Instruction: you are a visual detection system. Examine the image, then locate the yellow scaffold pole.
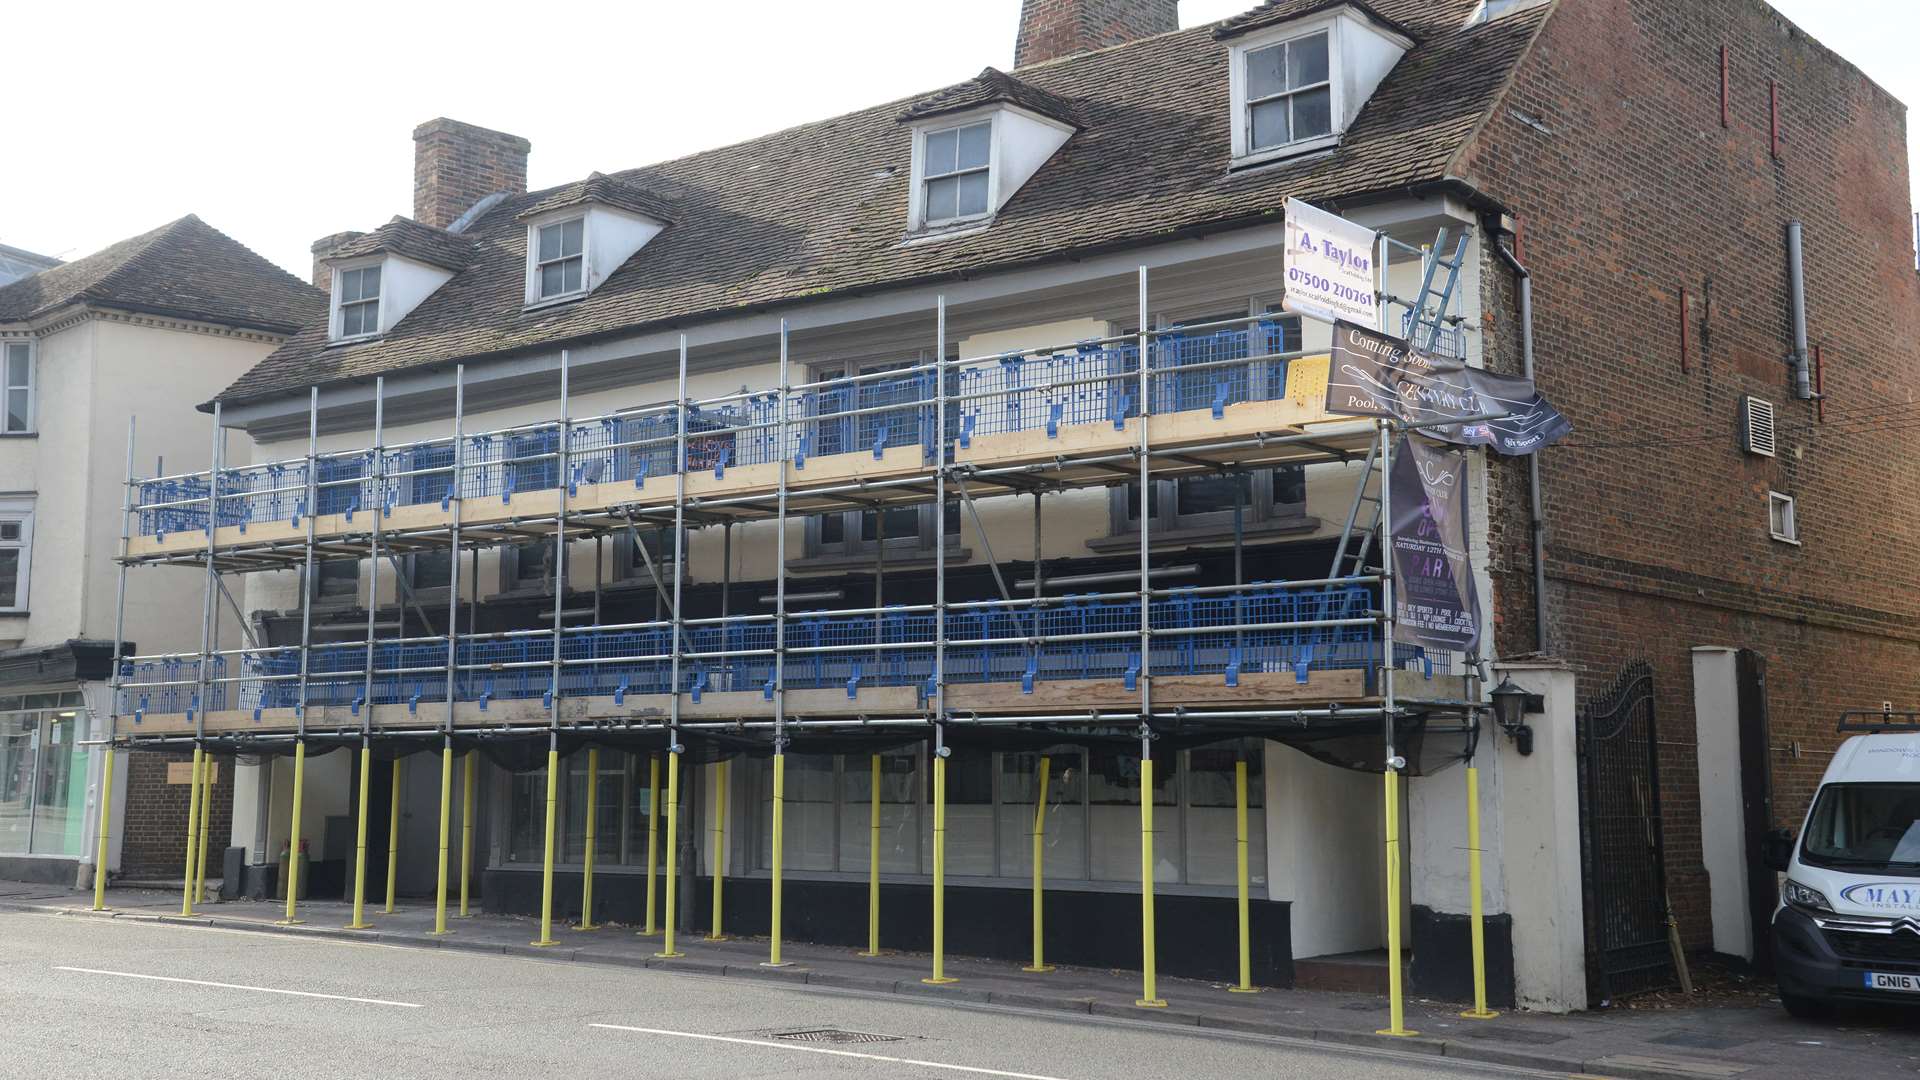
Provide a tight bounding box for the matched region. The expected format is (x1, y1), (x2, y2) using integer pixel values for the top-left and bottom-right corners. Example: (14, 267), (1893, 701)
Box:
(179, 745), (204, 917)
(578, 747), (600, 931)
(433, 738), (454, 935)
(641, 753), (660, 936)
(92, 745), (115, 911)
(1377, 768), (1416, 1036)
(708, 758), (727, 940)
(195, 751), (214, 903)
(459, 751), (475, 918)
(279, 740), (306, 925)
(1231, 759), (1258, 993)
(384, 759), (402, 914)
(1137, 753), (1166, 1008)
(766, 752), (788, 966)
(858, 754), (882, 957)
(532, 743), (561, 946)
(1023, 755), (1053, 973)
(346, 742), (374, 929)
(1461, 763), (1498, 1019)
(656, 747), (684, 957)
(923, 748), (955, 984)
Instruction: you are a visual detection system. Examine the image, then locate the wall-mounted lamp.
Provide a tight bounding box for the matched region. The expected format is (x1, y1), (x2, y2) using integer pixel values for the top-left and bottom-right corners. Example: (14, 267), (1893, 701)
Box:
(1489, 676), (1544, 756)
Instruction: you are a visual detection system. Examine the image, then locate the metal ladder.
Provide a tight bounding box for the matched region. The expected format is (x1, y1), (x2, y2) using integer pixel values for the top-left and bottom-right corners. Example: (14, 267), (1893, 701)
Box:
(1327, 437), (1384, 580)
(1404, 227), (1471, 354)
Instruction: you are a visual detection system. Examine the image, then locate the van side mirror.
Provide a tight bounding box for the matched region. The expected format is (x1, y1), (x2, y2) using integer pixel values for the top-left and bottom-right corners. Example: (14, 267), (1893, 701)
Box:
(1762, 828), (1794, 873)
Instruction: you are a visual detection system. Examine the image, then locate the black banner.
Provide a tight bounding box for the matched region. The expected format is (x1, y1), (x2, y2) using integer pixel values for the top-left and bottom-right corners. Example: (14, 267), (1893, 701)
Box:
(1430, 370), (1572, 456)
(1388, 436), (1481, 653)
(1324, 321), (1507, 427)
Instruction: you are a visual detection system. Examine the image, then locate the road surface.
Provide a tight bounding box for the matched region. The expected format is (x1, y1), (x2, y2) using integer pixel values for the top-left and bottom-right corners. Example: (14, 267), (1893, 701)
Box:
(0, 910), (1550, 1079)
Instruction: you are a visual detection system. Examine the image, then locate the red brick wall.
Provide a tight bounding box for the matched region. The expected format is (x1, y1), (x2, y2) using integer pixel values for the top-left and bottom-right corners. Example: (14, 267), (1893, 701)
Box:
(1014, 0), (1178, 68)
(1461, 0), (1920, 948)
(412, 118), (531, 230)
(120, 750), (234, 881)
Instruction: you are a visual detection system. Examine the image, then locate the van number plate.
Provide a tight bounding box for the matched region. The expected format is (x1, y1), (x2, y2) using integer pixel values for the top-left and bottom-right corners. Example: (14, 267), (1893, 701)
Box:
(1865, 972), (1920, 993)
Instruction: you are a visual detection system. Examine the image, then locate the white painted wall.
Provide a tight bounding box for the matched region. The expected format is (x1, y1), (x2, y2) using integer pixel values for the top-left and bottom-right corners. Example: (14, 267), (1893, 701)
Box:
(1495, 660), (1587, 1012)
(1692, 645), (1751, 961)
(1265, 741), (1385, 957)
(1409, 744), (1507, 918)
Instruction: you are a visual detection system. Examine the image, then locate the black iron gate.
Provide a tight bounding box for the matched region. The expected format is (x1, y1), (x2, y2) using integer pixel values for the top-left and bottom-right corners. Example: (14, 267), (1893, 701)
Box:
(1576, 659), (1676, 1002)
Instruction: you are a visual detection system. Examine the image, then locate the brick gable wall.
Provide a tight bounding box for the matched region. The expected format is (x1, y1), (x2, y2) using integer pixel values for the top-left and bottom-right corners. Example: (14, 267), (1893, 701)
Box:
(1461, 0), (1920, 949)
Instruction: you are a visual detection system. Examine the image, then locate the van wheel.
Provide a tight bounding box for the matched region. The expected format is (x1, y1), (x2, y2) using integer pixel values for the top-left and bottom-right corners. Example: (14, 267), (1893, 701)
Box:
(1780, 991), (1832, 1020)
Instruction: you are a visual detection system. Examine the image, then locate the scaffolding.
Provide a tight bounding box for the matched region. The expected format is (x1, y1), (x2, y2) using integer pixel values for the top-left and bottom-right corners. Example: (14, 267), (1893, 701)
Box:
(105, 246), (1491, 1024)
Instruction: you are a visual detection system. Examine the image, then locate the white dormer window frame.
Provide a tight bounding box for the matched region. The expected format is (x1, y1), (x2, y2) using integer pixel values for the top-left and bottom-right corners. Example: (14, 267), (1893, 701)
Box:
(918, 118), (994, 228)
(528, 214), (589, 304)
(329, 259), (384, 342)
(1229, 15), (1343, 166)
(905, 105), (1075, 236)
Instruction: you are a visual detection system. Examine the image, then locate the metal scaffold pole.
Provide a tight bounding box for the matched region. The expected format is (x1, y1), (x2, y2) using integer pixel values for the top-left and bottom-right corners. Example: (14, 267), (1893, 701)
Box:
(1230, 757), (1257, 993)
(437, 365), (465, 935)
(97, 417), (136, 912)
(707, 758), (727, 940)
(655, 336), (688, 958)
(1376, 420), (1415, 1038)
(579, 746), (600, 930)
(1134, 266), (1166, 1010)
(349, 378), (387, 929)
(183, 401), (223, 917)
(1023, 754), (1052, 973)
(533, 351), (571, 948)
(765, 319), (792, 969)
(858, 753), (882, 957)
(280, 387), (320, 926)
(1461, 737), (1498, 1019)
(923, 295), (956, 988)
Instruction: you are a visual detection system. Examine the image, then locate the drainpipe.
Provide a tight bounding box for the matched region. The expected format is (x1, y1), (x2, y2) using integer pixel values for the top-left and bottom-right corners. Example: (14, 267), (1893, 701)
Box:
(1786, 221), (1813, 400)
(1483, 216), (1550, 655)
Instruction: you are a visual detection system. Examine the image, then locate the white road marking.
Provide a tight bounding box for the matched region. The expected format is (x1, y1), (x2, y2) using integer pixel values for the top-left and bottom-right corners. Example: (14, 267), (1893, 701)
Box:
(53, 966), (421, 1008)
(590, 1023), (1072, 1079)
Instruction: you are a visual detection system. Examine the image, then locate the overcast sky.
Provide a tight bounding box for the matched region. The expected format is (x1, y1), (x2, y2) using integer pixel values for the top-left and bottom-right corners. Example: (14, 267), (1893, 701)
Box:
(3, 0), (1914, 279)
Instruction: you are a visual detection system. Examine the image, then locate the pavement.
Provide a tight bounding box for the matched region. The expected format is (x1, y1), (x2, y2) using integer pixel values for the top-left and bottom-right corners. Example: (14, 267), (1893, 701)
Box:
(3, 880), (1918, 1079)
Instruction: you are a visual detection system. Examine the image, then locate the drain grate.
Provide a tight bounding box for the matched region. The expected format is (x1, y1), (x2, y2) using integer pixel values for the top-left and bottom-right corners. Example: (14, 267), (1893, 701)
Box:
(773, 1029), (903, 1045)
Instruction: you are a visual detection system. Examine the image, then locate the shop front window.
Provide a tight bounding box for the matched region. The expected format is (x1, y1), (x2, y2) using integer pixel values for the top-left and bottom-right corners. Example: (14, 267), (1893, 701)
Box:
(505, 750), (658, 867)
(0, 695), (89, 856)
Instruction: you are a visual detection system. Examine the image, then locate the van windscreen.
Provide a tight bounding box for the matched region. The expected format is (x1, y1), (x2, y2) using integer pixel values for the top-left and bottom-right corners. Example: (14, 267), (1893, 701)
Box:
(1802, 783), (1920, 876)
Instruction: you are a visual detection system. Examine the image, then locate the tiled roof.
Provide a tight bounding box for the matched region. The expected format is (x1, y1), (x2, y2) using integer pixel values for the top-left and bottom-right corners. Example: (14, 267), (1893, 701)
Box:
(515, 173), (677, 224)
(1213, 0), (1418, 41)
(328, 217), (479, 271)
(220, 0), (1543, 404)
(898, 67), (1080, 127)
(0, 216), (324, 335)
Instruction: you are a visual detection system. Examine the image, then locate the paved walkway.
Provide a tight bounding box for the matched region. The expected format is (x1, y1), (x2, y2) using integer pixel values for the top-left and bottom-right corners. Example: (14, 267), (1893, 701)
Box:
(4, 881), (1917, 1080)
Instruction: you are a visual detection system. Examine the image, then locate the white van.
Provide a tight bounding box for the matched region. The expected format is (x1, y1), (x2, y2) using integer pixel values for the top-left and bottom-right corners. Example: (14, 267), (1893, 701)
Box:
(1771, 712), (1920, 1017)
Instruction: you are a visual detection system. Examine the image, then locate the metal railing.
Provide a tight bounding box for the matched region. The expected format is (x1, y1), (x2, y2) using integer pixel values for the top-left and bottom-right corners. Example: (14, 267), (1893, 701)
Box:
(130, 318), (1304, 539)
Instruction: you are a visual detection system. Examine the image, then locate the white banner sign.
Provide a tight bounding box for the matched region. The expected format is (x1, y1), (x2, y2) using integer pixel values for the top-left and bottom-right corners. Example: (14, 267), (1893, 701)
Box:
(1283, 198), (1378, 326)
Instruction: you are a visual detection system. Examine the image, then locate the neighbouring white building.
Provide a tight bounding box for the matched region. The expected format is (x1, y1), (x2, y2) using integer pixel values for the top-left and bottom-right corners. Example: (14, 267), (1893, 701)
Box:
(0, 216), (322, 885)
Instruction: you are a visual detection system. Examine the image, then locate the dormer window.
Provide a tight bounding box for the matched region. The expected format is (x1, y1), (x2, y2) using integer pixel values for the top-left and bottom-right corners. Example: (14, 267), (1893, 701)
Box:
(923, 121), (992, 224)
(534, 218), (586, 300)
(336, 265), (382, 338)
(1245, 32), (1331, 153)
(1222, 5), (1413, 168)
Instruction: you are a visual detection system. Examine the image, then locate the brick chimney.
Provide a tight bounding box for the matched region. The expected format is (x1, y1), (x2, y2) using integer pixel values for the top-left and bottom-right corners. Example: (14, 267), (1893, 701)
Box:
(411, 118), (532, 230)
(309, 230), (363, 289)
(1014, 0), (1178, 68)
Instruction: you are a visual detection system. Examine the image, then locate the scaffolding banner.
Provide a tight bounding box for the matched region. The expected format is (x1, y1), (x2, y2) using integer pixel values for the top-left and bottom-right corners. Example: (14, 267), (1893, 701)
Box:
(1389, 436), (1481, 653)
(1428, 370), (1572, 455)
(1284, 198), (1379, 325)
(1324, 321), (1508, 427)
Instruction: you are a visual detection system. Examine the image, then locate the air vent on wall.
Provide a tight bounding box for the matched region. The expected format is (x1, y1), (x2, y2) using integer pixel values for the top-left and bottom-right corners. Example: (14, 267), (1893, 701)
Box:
(1740, 395), (1777, 457)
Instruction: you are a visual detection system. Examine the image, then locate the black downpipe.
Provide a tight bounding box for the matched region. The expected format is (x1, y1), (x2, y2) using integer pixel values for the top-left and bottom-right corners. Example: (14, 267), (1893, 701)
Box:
(1484, 220), (1550, 655)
